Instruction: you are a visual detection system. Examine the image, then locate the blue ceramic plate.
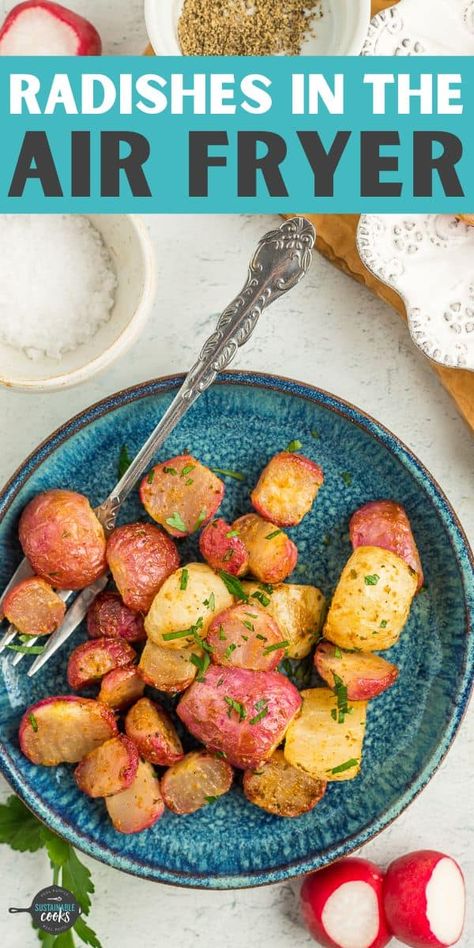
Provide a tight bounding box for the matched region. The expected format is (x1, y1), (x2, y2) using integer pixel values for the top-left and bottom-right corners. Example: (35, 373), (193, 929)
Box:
(0, 372), (472, 889)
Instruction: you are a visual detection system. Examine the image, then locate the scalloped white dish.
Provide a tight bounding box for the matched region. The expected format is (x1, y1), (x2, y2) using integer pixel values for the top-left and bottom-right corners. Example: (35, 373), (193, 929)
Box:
(363, 0), (474, 55)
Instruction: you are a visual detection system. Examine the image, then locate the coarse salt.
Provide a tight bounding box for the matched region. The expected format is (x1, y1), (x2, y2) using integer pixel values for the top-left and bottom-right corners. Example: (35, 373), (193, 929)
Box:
(0, 215), (117, 360)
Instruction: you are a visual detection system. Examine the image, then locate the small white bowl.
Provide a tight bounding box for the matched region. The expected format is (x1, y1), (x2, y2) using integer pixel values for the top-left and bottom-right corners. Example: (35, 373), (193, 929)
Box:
(145, 0), (371, 56)
(0, 214), (156, 393)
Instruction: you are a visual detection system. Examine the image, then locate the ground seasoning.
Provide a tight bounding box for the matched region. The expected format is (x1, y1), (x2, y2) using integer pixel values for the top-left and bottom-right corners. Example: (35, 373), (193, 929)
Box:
(178, 0), (322, 56)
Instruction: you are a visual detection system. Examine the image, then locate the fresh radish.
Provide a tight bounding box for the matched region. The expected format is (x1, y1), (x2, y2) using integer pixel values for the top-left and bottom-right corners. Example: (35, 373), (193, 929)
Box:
(301, 858), (391, 948)
(383, 851), (465, 947)
(0, 1), (102, 56)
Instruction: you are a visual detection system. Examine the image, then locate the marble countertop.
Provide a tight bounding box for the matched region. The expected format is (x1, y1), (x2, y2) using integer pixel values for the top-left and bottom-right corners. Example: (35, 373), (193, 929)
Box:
(0, 4), (472, 948)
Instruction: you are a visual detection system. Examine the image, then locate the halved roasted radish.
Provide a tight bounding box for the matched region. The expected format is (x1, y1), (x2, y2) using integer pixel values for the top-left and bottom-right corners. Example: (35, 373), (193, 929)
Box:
(98, 666), (145, 710)
(350, 500), (423, 591)
(199, 518), (249, 576)
(207, 601), (287, 671)
(106, 759), (164, 834)
(231, 513), (298, 584)
(67, 638), (136, 690)
(383, 851), (465, 947)
(161, 750), (233, 814)
(243, 749), (326, 818)
(125, 697), (184, 766)
(138, 639), (199, 693)
(140, 454), (225, 537)
(315, 642), (399, 701)
(74, 735), (138, 798)
(0, 1), (102, 55)
(301, 858), (391, 948)
(3, 576), (65, 636)
(87, 591), (145, 643)
(19, 696), (118, 766)
(251, 451), (324, 526)
(106, 522), (180, 614)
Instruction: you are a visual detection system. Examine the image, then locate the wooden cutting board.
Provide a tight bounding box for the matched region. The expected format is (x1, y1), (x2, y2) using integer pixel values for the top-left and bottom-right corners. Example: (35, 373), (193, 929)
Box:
(145, 0), (474, 429)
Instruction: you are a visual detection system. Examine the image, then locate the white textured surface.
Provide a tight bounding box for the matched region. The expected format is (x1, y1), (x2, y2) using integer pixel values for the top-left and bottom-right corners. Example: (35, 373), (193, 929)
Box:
(0, 4), (473, 948)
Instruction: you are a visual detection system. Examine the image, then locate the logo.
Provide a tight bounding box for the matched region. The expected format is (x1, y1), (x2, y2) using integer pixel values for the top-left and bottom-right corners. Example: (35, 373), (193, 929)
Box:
(9, 884), (81, 934)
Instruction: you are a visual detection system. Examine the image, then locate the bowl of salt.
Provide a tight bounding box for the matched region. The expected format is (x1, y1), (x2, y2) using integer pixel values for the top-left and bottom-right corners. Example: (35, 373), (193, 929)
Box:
(0, 214), (156, 392)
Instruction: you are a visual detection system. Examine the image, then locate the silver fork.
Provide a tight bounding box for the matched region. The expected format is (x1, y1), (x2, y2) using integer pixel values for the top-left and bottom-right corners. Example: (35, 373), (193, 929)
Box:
(0, 216), (316, 677)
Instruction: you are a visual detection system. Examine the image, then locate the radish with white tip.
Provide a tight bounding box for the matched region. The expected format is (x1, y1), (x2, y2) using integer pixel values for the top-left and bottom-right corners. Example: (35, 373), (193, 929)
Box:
(383, 851), (465, 948)
(0, 1), (101, 56)
(301, 857), (391, 948)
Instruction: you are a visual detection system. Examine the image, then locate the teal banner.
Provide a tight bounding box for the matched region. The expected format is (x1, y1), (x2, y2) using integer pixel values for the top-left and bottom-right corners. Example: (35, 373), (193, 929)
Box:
(0, 55), (472, 213)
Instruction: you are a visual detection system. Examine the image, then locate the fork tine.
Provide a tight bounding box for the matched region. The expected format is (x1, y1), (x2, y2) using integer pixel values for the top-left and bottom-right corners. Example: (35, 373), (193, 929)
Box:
(0, 558), (34, 612)
(0, 625), (18, 655)
(27, 575), (108, 677)
(11, 588), (73, 666)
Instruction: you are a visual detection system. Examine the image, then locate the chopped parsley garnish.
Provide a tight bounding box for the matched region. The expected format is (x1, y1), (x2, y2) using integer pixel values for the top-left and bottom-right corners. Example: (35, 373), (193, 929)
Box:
(224, 697), (246, 721)
(245, 612), (258, 619)
(259, 583), (274, 595)
(193, 633), (214, 654)
(311, 429), (320, 439)
(28, 713), (38, 732)
(218, 570), (248, 601)
(341, 471), (352, 487)
(163, 618), (203, 642)
(215, 750), (226, 759)
(118, 444), (132, 478)
(147, 469), (155, 484)
(211, 468), (245, 481)
(241, 634), (248, 642)
(190, 652), (210, 681)
(218, 625), (227, 641)
(364, 574), (380, 586)
(380, 619), (388, 628)
(256, 633), (267, 642)
(180, 568), (189, 590)
(242, 620), (254, 632)
(193, 509), (207, 531)
(286, 439), (302, 452)
(263, 640), (289, 654)
(329, 758), (359, 775)
(204, 795), (218, 805)
(166, 511), (187, 533)
(181, 464), (195, 477)
(333, 672), (352, 724)
(250, 702), (269, 725)
(224, 643), (237, 659)
(251, 591), (270, 607)
(163, 466), (178, 475)
(334, 647), (342, 659)
(331, 709), (337, 721)
(204, 592), (216, 611)
(226, 529), (240, 538)
(265, 530), (282, 540)
(223, 549), (235, 561)
(7, 643), (45, 655)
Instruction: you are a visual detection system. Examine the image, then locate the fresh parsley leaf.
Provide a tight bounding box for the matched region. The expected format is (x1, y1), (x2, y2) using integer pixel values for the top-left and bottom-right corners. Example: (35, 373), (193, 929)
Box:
(190, 652), (210, 681)
(225, 529), (240, 538)
(249, 705), (269, 725)
(146, 469), (155, 484)
(286, 439), (302, 452)
(181, 464), (195, 477)
(265, 530), (282, 540)
(334, 647), (342, 659)
(224, 697), (246, 721)
(251, 591), (270, 607)
(203, 592), (215, 611)
(204, 795), (218, 805)
(28, 712), (38, 732)
(166, 511), (187, 533)
(211, 468), (245, 481)
(218, 571), (248, 601)
(117, 445), (132, 478)
(263, 640), (289, 655)
(224, 643), (237, 659)
(163, 466), (178, 475)
(0, 796), (44, 852)
(180, 568), (188, 590)
(341, 471), (352, 487)
(364, 574), (380, 586)
(73, 917), (102, 948)
(193, 509), (207, 531)
(218, 625), (227, 641)
(380, 619), (388, 628)
(61, 846), (95, 914)
(6, 644), (45, 655)
(311, 429), (320, 439)
(329, 758), (359, 775)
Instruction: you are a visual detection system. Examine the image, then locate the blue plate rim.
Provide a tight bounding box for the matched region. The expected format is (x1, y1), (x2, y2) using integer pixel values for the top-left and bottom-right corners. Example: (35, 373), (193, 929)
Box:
(0, 370), (472, 889)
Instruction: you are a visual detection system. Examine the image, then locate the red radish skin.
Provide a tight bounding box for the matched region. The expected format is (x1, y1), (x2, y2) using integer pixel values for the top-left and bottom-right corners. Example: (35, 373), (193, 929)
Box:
(199, 518), (249, 576)
(67, 638), (136, 690)
(383, 851), (465, 948)
(231, 513), (298, 584)
(3, 577), (65, 636)
(140, 454), (225, 537)
(0, 2), (102, 55)
(74, 735), (139, 798)
(87, 591), (145, 643)
(251, 451), (324, 526)
(350, 500), (423, 591)
(98, 665), (145, 711)
(315, 642), (399, 701)
(301, 858), (391, 948)
(207, 602), (287, 671)
(106, 522), (180, 614)
(19, 696), (118, 766)
(105, 759), (165, 834)
(125, 697), (184, 766)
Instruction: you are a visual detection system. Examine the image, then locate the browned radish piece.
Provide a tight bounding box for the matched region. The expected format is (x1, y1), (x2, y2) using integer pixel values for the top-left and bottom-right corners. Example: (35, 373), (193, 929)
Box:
(315, 642), (399, 701)
(199, 518), (249, 576)
(19, 696), (118, 766)
(138, 639), (199, 693)
(19, 489), (107, 589)
(140, 454), (225, 537)
(106, 522), (180, 614)
(98, 666), (145, 710)
(74, 735), (138, 798)
(207, 602), (287, 671)
(350, 500), (424, 591)
(67, 638), (136, 690)
(231, 513), (298, 584)
(125, 697), (184, 766)
(144, 563), (233, 649)
(284, 688), (367, 782)
(243, 749), (327, 818)
(242, 581), (326, 659)
(161, 750), (233, 814)
(177, 665), (302, 770)
(2, 577), (65, 636)
(87, 591), (145, 642)
(251, 452), (324, 527)
(106, 759), (165, 834)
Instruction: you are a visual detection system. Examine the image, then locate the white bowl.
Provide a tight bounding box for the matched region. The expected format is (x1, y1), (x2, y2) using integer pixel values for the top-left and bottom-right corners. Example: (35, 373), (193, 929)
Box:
(0, 215), (156, 393)
(145, 0), (371, 56)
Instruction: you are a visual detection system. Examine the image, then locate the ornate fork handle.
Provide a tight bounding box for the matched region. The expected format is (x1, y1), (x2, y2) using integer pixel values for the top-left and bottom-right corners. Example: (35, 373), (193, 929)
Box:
(97, 217), (315, 526)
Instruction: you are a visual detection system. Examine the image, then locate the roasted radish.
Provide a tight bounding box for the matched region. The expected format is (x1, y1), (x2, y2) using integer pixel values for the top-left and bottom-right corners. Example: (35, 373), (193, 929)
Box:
(232, 513), (298, 584)
(125, 697), (184, 766)
(350, 500), (423, 591)
(324, 546), (417, 651)
(315, 642), (399, 701)
(251, 451), (324, 526)
(98, 666), (145, 710)
(0, 1), (102, 55)
(106, 522), (179, 614)
(74, 735), (139, 798)
(67, 638), (136, 690)
(199, 518), (249, 576)
(2, 576), (65, 636)
(19, 489), (107, 590)
(243, 749), (326, 818)
(177, 665), (302, 770)
(161, 750), (233, 814)
(301, 857), (391, 948)
(206, 602), (287, 671)
(140, 454), (225, 537)
(284, 687), (367, 782)
(19, 696), (117, 766)
(87, 590), (145, 642)
(138, 639), (199, 693)
(144, 562), (233, 648)
(242, 581), (325, 659)
(106, 759), (164, 834)
(383, 851), (465, 948)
